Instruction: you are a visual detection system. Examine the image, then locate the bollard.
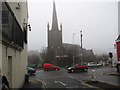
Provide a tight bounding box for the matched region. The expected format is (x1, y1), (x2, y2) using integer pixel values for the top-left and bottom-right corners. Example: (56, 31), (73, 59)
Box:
(91, 70), (96, 82)
(25, 74), (29, 83)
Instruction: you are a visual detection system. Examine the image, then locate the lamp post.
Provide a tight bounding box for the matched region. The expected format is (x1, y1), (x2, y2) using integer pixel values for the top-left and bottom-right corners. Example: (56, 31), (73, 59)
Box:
(73, 34), (75, 65)
(80, 31), (83, 49)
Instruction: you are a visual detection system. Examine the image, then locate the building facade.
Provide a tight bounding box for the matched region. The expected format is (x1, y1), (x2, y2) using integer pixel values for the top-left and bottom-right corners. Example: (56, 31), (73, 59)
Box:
(0, 1), (28, 88)
(118, 1), (120, 35)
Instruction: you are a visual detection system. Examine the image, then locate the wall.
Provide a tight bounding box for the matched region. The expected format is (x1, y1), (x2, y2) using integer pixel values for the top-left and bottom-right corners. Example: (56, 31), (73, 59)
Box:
(1, 1), (28, 88)
(118, 1), (120, 35)
(0, 44), (2, 74)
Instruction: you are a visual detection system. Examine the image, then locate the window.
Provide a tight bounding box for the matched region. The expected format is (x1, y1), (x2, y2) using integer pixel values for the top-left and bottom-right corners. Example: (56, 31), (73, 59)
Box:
(1, 2), (24, 48)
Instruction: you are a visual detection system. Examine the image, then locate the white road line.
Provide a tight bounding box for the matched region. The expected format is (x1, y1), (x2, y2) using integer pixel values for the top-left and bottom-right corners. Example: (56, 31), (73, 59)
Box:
(54, 81), (67, 86)
(36, 70), (43, 73)
(68, 75), (74, 79)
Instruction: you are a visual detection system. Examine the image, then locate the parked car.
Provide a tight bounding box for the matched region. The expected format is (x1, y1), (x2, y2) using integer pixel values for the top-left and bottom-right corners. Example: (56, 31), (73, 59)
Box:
(65, 64), (73, 69)
(27, 67), (36, 74)
(88, 62), (100, 68)
(43, 63), (60, 71)
(97, 63), (102, 67)
(67, 63), (89, 73)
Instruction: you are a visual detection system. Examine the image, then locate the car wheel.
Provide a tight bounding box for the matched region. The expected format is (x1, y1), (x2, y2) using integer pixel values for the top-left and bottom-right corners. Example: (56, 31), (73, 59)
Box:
(84, 68), (88, 72)
(55, 68), (59, 71)
(44, 69), (48, 71)
(71, 69), (74, 73)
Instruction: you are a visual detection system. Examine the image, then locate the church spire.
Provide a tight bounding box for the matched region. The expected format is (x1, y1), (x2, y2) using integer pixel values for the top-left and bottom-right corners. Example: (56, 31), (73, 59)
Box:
(52, 1), (59, 30)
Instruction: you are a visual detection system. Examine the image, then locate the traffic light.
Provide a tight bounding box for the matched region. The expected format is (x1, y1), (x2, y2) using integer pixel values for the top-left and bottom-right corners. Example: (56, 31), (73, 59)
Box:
(109, 52), (113, 59)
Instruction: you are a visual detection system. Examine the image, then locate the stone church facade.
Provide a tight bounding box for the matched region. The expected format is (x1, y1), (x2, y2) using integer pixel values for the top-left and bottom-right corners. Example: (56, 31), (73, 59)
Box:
(47, 2), (63, 56)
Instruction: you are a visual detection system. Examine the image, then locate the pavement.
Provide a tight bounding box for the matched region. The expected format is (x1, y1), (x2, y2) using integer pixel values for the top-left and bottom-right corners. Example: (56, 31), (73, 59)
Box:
(103, 71), (120, 76)
(21, 77), (46, 90)
(101, 66), (120, 76)
(82, 80), (120, 90)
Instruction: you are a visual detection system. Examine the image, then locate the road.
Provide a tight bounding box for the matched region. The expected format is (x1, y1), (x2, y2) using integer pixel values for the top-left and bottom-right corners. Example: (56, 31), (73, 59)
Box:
(31, 66), (120, 89)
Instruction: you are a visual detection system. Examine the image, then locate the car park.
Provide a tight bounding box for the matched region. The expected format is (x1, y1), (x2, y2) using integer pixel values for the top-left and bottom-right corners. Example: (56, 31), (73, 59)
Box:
(67, 63), (89, 73)
(43, 63), (60, 71)
(27, 67), (36, 74)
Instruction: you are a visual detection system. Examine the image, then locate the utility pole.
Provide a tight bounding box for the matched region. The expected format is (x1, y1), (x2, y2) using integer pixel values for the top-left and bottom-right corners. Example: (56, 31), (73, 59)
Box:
(73, 34), (75, 65)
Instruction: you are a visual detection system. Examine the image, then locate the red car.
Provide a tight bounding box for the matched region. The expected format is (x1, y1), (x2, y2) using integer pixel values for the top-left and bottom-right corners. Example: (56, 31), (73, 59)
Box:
(67, 63), (88, 73)
(43, 63), (60, 71)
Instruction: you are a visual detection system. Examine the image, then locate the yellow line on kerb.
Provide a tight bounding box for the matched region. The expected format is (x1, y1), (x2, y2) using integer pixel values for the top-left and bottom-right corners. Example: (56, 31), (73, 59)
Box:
(98, 80), (120, 87)
(80, 81), (103, 90)
(37, 80), (47, 89)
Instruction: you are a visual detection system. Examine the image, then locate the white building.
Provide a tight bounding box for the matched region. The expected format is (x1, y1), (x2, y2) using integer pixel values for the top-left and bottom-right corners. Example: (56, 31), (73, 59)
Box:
(0, 0), (28, 88)
(118, 1), (120, 35)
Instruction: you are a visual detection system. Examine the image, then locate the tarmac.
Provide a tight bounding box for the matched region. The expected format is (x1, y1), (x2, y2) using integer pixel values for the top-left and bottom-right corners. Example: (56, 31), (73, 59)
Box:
(20, 67), (120, 89)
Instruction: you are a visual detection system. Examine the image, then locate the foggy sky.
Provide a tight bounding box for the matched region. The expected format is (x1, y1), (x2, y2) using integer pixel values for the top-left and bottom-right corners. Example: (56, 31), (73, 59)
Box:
(28, 0), (119, 55)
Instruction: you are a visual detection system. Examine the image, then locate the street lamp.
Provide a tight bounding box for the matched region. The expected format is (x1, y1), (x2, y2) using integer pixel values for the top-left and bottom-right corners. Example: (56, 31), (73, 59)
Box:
(80, 31), (83, 49)
(73, 34), (75, 65)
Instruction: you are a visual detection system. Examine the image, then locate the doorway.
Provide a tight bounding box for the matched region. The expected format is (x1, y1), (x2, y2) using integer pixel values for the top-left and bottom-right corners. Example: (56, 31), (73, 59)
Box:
(8, 56), (12, 88)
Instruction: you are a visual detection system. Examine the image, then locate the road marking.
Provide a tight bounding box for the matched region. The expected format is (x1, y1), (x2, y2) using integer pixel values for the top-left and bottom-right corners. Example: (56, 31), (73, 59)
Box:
(68, 75), (82, 82)
(98, 80), (120, 87)
(54, 81), (67, 86)
(80, 81), (103, 90)
(68, 75), (74, 79)
(37, 80), (47, 89)
(36, 70), (43, 73)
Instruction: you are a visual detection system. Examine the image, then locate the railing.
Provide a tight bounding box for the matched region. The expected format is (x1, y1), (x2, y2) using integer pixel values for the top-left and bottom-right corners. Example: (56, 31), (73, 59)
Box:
(1, 2), (24, 48)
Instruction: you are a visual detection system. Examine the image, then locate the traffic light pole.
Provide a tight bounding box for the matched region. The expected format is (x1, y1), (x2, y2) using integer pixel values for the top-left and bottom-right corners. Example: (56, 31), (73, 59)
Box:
(108, 52), (113, 66)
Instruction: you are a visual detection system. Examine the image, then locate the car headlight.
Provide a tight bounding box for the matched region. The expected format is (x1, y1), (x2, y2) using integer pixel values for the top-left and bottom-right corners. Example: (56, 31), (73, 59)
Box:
(68, 67), (71, 70)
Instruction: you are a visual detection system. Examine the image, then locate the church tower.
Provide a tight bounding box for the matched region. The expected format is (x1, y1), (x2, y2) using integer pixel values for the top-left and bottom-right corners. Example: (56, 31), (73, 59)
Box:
(47, 1), (62, 56)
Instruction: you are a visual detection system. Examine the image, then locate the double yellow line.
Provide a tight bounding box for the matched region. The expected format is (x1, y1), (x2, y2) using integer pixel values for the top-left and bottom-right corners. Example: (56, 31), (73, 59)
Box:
(80, 80), (120, 90)
(37, 80), (47, 90)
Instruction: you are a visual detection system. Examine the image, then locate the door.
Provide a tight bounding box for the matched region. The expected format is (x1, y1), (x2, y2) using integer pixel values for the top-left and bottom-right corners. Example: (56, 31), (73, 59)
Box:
(8, 56), (12, 88)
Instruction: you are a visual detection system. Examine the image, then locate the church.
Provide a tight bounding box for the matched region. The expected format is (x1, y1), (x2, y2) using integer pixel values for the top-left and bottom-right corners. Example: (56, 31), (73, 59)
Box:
(47, 2), (63, 56)
(47, 2), (94, 66)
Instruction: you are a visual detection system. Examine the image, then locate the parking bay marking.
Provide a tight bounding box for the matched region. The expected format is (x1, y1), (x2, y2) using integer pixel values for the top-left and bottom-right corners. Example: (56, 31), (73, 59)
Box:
(68, 75), (74, 79)
(54, 81), (67, 86)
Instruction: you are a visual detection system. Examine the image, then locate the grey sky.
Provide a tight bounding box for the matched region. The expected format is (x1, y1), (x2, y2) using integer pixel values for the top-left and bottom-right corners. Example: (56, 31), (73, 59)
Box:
(28, 0), (119, 55)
